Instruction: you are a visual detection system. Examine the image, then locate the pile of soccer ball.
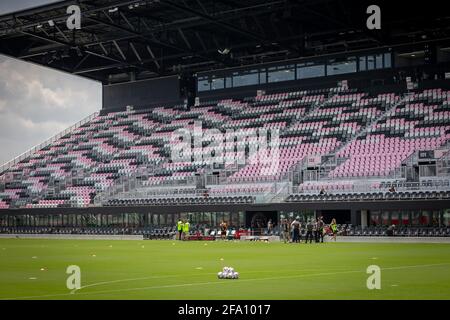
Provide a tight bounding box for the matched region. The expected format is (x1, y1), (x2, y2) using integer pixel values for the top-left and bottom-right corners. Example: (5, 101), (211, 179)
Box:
(217, 266), (239, 279)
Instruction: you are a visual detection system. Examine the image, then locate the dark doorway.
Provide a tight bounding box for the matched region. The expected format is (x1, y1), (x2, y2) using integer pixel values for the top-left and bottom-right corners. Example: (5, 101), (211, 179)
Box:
(318, 210), (351, 224)
(246, 211), (277, 230)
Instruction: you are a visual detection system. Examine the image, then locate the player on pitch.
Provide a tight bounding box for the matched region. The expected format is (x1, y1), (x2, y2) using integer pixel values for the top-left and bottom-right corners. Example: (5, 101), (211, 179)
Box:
(177, 218), (183, 240)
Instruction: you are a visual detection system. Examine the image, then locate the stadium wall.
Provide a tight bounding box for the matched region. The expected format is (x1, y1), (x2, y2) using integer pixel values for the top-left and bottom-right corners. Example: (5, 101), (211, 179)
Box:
(0, 234), (143, 240)
(333, 236), (450, 244)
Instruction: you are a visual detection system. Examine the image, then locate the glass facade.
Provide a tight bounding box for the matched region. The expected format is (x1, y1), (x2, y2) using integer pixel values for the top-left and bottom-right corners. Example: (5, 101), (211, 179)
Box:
(298, 62), (325, 79)
(359, 56), (366, 71)
(197, 76), (210, 92)
(211, 76), (224, 90)
(198, 51), (392, 92)
(384, 52), (392, 68)
(367, 55), (375, 70)
(232, 69), (259, 87)
(375, 54), (383, 69)
(0, 212), (247, 229)
(0, 209), (449, 230)
(327, 57), (357, 76)
(267, 65), (295, 83)
(279, 210), (315, 224)
(368, 210), (449, 226)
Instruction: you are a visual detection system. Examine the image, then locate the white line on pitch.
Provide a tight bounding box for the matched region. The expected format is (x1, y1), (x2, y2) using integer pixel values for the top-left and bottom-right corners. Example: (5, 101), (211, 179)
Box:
(2, 262), (449, 300)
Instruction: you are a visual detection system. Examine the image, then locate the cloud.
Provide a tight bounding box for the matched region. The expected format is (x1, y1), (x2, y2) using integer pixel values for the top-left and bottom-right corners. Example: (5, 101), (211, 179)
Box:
(0, 55), (101, 165)
(0, 0), (63, 15)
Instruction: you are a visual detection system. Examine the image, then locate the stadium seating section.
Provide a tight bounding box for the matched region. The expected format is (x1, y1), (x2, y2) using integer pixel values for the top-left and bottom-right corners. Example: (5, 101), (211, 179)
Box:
(0, 86), (449, 210)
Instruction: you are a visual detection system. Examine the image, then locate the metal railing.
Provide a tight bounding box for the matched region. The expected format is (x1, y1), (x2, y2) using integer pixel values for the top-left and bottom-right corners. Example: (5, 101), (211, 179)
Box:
(308, 96), (408, 180)
(0, 111), (99, 175)
(112, 187), (205, 201)
(290, 179), (450, 195)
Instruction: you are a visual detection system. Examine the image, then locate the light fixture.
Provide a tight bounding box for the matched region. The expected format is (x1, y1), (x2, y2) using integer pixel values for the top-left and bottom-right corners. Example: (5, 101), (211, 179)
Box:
(108, 7), (118, 13)
(218, 48), (230, 55)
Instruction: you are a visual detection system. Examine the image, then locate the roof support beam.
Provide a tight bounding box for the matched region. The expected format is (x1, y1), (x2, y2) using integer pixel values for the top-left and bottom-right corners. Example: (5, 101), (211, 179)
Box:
(113, 40), (127, 60)
(160, 0), (301, 55)
(21, 30), (151, 73)
(86, 16), (230, 67)
(130, 42), (142, 62)
(146, 45), (160, 70)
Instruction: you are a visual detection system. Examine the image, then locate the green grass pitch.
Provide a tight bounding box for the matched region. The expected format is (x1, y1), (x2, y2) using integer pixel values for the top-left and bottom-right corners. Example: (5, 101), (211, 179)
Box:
(0, 239), (449, 300)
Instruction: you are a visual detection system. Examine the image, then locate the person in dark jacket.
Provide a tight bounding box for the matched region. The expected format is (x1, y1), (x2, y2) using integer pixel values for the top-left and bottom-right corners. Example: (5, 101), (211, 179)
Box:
(305, 219), (314, 244)
(316, 216), (325, 243)
(291, 219), (301, 243)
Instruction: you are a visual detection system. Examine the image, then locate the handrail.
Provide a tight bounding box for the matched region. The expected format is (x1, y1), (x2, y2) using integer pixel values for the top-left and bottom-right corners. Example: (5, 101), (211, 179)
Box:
(291, 179), (450, 195)
(0, 111), (99, 175)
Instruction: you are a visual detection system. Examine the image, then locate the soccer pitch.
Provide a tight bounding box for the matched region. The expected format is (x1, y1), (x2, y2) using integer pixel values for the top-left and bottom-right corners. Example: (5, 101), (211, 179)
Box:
(0, 239), (449, 300)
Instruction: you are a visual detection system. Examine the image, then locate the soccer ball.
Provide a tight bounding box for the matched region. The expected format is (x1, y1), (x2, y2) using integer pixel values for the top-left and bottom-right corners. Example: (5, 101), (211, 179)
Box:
(218, 267), (239, 279)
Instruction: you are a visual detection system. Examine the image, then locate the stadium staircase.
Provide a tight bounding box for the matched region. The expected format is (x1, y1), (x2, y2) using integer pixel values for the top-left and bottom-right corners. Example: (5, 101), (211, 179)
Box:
(312, 93), (407, 180)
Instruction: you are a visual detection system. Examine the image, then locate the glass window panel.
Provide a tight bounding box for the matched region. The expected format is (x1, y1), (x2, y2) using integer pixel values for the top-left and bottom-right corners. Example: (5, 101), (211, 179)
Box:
(375, 54), (383, 69)
(384, 52), (392, 68)
(268, 65), (295, 83)
(370, 211), (380, 226)
(443, 209), (450, 226)
(411, 211), (420, 225)
(160, 213), (166, 225)
(420, 211), (430, 225)
(259, 69), (266, 84)
(431, 211), (440, 226)
(223, 212), (230, 225)
(197, 77), (210, 92)
(359, 56), (366, 71)
(152, 214), (159, 226)
(211, 77), (224, 90)
(381, 211), (390, 225)
(225, 76), (232, 88)
(401, 212), (409, 225)
(239, 212), (245, 228)
(391, 211), (399, 225)
(232, 70), (259, 87)
(367, 55), (375, 70)
(297, 63), (325, 79)
(327, 57), (357, 75)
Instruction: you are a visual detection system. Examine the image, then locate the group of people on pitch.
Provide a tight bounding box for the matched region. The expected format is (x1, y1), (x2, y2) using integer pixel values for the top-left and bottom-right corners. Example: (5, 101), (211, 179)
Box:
(176, 219), (190, 240)
(280, 216), (338, 243)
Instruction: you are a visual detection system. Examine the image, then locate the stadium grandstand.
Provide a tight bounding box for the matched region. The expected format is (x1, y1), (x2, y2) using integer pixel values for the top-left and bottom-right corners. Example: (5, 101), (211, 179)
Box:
(1, 0), (450, 240)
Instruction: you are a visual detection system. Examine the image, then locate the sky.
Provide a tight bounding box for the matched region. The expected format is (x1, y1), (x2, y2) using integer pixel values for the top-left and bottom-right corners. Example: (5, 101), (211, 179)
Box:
(0, 1), (102, 165)
(0, 56), (102, 165)
(0, 0), (62, 15)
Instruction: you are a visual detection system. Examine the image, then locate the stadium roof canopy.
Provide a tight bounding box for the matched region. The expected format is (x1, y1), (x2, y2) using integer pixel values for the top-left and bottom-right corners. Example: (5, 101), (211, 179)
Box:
(0, 0), (449, 84)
